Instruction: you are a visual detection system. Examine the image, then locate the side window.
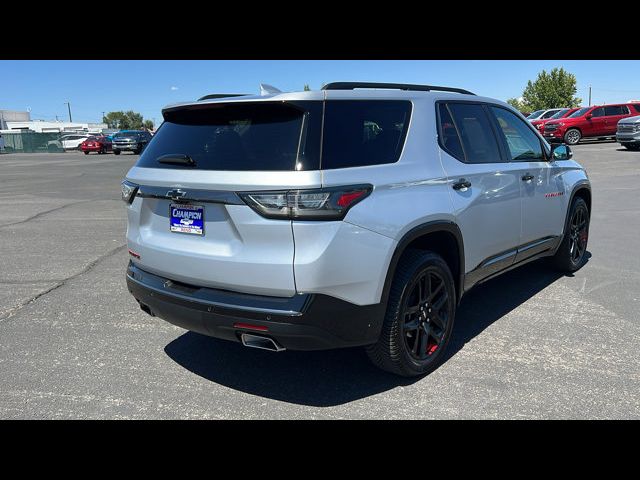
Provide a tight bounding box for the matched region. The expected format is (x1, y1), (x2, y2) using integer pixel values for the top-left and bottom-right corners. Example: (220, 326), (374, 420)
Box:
(541, 110), (557, 119)
(321, 100), (412, 169)
(591, 107), (605, 117)
(437, 103), (465, 161)
(447, 103), (503, 164)
(490, 107), (545, 161)
(633, 104), (640, 113)
(605, 106), (623, 116)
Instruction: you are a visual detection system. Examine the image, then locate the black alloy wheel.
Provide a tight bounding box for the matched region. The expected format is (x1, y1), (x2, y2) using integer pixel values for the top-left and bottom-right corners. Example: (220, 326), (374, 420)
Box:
(402, 270), (450, 361)
(366, 250), (456, 376)
(568, 201), (589, 266)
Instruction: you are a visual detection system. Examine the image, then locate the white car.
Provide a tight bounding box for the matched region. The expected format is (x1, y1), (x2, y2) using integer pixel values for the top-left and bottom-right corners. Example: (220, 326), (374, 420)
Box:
(526, 108), (564, 121)
(47, 134), (91, 152)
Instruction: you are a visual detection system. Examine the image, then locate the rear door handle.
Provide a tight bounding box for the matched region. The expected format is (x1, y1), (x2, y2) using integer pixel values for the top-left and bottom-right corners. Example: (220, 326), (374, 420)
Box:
(452, 179), (472, 190)
(522, 174), (534, 182)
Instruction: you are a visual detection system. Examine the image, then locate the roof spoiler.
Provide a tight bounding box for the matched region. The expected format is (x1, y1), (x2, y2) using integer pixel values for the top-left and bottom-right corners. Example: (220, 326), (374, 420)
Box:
(197, 93), (250, 101)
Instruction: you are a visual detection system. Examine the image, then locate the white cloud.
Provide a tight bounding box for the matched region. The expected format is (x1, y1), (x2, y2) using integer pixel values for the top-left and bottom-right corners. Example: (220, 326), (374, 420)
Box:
(170, 86), (179, 91)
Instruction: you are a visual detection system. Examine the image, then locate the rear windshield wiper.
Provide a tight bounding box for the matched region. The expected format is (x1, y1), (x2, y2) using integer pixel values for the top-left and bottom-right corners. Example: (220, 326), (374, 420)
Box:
(157, 154), (196, 167)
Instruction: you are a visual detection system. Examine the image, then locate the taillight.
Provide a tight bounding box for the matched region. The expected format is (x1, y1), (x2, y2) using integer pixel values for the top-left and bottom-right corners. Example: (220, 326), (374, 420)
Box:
(121, 180), (139, 204)
(239, 184), (372, 220)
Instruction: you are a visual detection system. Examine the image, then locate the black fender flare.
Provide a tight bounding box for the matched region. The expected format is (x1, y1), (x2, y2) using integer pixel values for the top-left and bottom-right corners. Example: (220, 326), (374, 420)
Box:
(380, 221), (465, 306)
(562, 181), (592, 235)
(553, 180), (591, 255)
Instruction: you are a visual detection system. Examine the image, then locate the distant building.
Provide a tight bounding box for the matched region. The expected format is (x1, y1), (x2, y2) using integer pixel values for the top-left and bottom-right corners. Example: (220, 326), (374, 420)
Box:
(3, 120), (107, 134)
(0, 109), (30, 129)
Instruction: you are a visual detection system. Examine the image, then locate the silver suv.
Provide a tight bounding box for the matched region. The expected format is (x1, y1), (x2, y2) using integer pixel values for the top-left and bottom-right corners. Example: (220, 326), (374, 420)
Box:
(122, 82), (591, 376)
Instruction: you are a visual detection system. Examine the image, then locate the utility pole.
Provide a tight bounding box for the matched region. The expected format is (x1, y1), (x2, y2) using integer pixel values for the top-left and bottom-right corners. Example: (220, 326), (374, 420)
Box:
(101, 112), (105, 123)
(588, 86), (592, 106)
(64, 102), (72, 122)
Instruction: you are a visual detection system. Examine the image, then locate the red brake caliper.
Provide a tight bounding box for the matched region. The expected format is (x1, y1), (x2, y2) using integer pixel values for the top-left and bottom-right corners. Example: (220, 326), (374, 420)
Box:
(580, 230), (588, 247)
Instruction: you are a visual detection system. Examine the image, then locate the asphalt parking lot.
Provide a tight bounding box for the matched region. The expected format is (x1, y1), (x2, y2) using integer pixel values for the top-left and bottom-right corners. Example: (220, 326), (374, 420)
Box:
(0, 144), (638, 419)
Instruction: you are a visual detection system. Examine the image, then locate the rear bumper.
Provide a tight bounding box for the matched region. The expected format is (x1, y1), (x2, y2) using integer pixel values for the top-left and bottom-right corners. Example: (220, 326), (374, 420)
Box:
(126, 262), (385, 350)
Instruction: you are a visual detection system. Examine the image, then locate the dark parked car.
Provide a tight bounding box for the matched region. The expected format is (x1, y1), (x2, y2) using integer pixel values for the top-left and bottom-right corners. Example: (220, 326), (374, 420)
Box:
(112, 130), (152, 155)
(80, 135), (112, 154)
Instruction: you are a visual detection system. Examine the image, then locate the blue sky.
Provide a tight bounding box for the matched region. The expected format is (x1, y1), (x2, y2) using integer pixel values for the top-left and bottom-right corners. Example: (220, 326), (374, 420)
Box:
(1, 60), (638, 125)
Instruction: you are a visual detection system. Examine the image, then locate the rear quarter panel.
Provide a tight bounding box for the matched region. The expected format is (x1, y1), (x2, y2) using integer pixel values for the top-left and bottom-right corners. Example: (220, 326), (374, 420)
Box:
(293, 97), (455, 305)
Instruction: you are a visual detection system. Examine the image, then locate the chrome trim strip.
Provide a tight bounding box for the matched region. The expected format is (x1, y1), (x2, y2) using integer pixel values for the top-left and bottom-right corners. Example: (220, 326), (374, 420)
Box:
(135, 185), (244, 205)
(481, 249), (517, 269)
(517, 236), (556, 254)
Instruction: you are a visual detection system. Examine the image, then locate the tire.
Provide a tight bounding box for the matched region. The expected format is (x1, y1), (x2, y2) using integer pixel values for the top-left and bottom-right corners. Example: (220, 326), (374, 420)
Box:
(564, 128), (581, 145)
(624, 144), (640, 150)
(83, 151), (89, 155)
(366, 250), (456, 377)
(113, 149), (120, 155)
(551, 197), (590, 273)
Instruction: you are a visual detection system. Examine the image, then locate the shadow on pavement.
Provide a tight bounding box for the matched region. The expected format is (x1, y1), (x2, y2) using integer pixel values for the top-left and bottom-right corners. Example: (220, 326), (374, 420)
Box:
(164, 255), (589, 407)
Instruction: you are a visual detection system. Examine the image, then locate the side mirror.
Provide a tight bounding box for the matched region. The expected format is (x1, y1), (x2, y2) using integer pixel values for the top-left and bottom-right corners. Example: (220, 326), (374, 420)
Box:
(551, 144), (573, 161)
(585, 114), (592, 120)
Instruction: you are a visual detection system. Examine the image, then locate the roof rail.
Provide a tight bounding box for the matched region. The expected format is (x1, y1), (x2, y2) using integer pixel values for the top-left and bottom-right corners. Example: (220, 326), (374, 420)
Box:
(197, 93), (249, 101)
(322, 82), (475, 96)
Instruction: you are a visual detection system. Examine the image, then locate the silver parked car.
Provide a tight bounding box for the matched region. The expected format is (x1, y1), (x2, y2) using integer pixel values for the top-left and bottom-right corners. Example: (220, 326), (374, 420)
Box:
(616, 114), (640, 150)
(121, 82), (592, 376)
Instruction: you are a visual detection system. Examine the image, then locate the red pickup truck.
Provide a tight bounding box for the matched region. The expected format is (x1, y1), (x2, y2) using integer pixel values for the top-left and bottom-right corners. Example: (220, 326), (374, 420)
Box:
(544, 103), (640, 145)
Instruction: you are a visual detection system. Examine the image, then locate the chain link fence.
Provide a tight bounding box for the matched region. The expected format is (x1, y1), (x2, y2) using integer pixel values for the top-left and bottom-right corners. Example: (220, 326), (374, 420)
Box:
(0, 132), (68, 153)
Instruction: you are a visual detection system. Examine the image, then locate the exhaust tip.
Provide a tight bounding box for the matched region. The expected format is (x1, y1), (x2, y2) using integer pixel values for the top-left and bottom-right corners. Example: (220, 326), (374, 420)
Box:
(139, 302), (155, 317)
(240, 333), (285, 352)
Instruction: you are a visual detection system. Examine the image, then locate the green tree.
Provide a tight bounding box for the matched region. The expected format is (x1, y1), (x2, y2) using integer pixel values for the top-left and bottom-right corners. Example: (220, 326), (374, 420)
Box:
(103, 110), (146, 130)
(521, 68), (581, 111)
(506, 97), (530, 113)
(303, 84), (311, 91)
(143, 120), (154, 130)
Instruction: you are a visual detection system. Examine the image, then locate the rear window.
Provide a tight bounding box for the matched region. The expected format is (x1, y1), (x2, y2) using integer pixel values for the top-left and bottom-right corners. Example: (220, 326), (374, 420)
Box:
(320, 100), (412, 169)
(632, 104), (640, 113)
(136, 102), (321, 171)
(135, 100), (411, 171)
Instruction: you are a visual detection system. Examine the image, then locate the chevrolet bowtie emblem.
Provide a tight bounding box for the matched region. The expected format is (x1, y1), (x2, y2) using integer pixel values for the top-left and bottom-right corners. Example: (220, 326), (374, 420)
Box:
(167, 189), (186, 201)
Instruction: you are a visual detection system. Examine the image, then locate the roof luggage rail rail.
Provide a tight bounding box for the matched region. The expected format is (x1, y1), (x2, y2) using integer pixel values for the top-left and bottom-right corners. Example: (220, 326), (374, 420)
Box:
(321, 82), (475, 96)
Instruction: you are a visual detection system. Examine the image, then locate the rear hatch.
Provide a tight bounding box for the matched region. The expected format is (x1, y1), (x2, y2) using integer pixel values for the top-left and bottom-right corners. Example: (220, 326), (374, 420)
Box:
(123, 99), (323, 297)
